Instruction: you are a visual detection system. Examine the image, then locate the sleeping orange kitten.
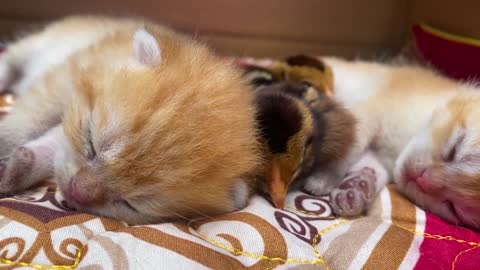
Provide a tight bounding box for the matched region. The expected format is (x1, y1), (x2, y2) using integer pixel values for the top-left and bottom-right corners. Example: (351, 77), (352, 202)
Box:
(0, 16), (261, 224)
(309, 57), (480, 229)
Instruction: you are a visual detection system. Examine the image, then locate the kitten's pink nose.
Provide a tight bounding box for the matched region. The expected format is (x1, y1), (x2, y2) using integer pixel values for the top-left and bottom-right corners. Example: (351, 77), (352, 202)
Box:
(68, 170), (104, 206)
(405, 168), (425, 183)
(69, 176), (95, 206)
(405, 168), (436, 193)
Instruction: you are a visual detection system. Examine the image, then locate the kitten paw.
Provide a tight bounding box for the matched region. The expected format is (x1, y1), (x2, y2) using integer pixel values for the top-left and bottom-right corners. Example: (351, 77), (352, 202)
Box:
(304, 173), (338, 196)
(330, 167), (377, 217)
(0, 147), (35, 194)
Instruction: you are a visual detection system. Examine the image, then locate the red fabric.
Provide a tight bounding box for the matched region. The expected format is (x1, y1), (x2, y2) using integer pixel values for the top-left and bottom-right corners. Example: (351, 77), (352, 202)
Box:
(413, 24), (480, 81)
(414, 213), (480, 270)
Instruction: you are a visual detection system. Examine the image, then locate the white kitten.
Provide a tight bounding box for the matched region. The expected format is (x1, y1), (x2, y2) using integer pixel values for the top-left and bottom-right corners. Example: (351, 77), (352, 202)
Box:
(307, 57), (480, 229)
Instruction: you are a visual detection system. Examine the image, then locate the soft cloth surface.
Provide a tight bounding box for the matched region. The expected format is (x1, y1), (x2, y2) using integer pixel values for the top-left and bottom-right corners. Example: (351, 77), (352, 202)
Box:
(1, 57), (479, 269)
(0, 183), (479, 270)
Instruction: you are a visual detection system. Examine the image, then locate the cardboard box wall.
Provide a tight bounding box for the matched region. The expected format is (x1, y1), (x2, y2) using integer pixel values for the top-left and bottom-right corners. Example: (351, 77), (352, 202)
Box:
(0, 0), (477, 59)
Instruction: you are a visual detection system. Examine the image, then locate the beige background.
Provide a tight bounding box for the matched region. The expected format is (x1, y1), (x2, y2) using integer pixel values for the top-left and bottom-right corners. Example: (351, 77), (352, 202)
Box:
(0, 0), (478, 59)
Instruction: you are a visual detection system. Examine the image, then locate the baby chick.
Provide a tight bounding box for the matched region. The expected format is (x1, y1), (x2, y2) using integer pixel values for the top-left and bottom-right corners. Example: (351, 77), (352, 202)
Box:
(242, 58), (355, 208)
(271, 54), (335, 97)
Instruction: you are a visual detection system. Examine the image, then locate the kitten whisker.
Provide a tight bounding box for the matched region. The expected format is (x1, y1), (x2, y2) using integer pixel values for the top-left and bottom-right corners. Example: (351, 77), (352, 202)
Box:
(164, 208), (197, 224)
(181, 204), (215, 222)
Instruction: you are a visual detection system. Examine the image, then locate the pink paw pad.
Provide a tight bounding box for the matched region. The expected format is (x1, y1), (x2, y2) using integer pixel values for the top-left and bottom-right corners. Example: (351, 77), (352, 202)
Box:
(330, 167), (377, 217)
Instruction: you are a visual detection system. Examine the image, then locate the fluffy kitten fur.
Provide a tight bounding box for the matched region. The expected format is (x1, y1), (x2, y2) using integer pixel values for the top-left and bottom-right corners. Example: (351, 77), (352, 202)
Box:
(0, 16), (261, 224)
(318, 57), (480, 229)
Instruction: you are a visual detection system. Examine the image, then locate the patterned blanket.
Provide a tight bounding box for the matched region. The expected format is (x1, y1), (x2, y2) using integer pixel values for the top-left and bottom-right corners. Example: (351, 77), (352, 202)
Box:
(0, 182), (478, 270)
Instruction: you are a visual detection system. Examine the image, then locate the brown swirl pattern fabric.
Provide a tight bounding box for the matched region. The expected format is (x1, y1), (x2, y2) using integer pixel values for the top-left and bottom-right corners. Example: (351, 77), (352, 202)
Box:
(0, 181), (428, 270)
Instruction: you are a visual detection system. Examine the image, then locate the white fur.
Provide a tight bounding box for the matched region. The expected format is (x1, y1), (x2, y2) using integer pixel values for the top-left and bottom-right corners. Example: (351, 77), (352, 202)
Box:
(322, 57), (459, 176)
(323, 57), (386, 107)
(393, 126), (433, 186)
(25, 125), (66, 184)
(8, 27), (111, 96)
(443, 127), (465, 158)
(400, 180), (458, 223)
(102, 140), (127, 161)
(350, 151), (389, 192)
(231, 179), (249, 210)
(304, 172), (338, 195)
(325, 57), (480, 227)
(53, 126), (79, 192)
(312, 58), (470, 206)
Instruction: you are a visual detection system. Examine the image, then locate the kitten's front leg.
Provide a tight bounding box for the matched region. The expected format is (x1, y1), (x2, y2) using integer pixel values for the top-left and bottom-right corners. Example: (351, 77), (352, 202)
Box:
(303, 170), (344, 196)
(303, 141), (368, 196)
(0, 125), (64, 195)
(304, 111), (377, 196)
(330, 151), (388, 217)
(0, 81), (63, 156)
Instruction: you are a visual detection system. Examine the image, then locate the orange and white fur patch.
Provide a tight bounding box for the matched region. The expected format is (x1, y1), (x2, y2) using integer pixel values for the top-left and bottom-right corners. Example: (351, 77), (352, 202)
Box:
(308, 57), (480, 229)
(0, 16), (261, 224)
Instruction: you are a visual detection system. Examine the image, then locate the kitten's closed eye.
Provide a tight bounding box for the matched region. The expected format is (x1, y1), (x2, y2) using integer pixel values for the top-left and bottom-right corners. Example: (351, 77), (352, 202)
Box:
(442, 131), (465, 162)
(86, 127), (96, 160)
(115, 199), (138, 212)
(443, 142), (457, 162)
(87, 138), (96, 160)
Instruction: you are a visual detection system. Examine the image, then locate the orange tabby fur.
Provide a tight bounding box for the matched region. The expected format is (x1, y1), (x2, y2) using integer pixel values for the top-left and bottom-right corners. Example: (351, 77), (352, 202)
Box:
(0, 16), (261, 224)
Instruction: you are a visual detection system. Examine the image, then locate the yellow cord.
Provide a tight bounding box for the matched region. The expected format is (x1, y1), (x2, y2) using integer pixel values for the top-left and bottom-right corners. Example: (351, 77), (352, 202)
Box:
(0, 247), (82, 269)
(194, 218), (349, 270)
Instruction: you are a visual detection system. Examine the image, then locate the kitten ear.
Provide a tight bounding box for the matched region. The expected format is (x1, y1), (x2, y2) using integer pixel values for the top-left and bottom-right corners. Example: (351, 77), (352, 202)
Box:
(133, 29), (162, 67)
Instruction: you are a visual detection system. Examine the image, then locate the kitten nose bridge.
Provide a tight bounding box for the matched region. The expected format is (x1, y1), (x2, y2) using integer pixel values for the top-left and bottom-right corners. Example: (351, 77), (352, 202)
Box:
(69, 168), (106, 206)
(405, 167), (444, 194)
